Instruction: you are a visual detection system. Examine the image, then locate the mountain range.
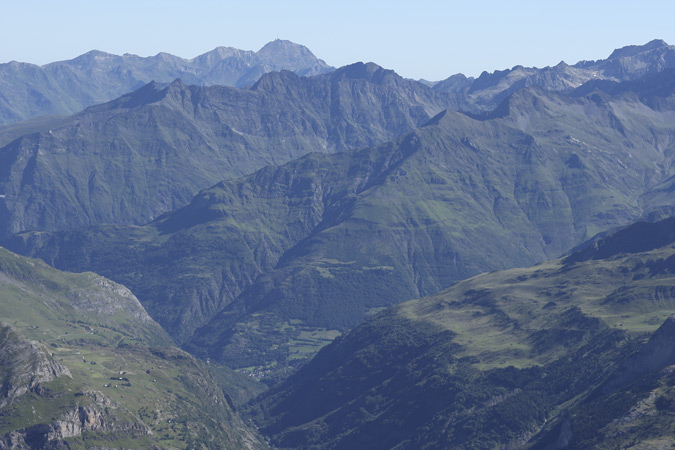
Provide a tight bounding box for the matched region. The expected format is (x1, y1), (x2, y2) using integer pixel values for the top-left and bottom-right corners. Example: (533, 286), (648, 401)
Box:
(433, 39), (675, 113)
(2, 39), (675, 241)
(3, 38), (675, 449)
(0, 39), (332, 125)
(3, 38), (675, 128)
(0, 62), (451, 238)
(7, 65), (675, 378)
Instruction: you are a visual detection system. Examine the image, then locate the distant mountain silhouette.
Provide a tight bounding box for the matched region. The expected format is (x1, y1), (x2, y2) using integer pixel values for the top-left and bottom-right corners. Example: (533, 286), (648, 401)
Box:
(0, 39), (333, 124)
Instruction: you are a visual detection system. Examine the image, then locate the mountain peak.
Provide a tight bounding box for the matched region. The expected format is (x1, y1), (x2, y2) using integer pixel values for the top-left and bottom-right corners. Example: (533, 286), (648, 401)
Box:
(167, 77), (188, 88)
(258, 39), (306, 53)
(250, 69), (302, 91)
(329, 61), (397, 83)
(256, 39), (319, 63)
(159, 78), (197, 105)
(646, 38), (670, 48)
(151, 51), (185, 63)
(249, 39), (333, 78)
(80, 49), (114, 58)
(607, 39), (672, 60)
(67, 49), (117, 66)
(193, 45), (241, 62)
(87, 79), (181, 112)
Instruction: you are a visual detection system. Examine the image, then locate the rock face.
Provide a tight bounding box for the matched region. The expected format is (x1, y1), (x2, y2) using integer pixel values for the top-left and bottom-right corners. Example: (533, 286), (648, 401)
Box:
(0, 324), (70, 409)
(0, 394), (147, 450)
(0, 39), (333, 125)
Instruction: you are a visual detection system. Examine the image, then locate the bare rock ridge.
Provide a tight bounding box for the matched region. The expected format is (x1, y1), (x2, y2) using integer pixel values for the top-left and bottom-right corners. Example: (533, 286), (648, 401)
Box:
(433, 39), (675, 113)
(0, 391), (142, 450)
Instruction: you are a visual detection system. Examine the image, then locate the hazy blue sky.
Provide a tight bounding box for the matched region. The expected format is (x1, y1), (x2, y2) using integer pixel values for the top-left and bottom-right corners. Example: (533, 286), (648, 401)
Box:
(3, 0), (674, 81)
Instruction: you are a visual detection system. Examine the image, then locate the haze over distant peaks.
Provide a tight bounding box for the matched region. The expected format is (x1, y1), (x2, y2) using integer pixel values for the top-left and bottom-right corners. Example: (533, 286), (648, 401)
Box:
(0, 39), (333, 124)
(2, 39), (674, 125)
(432, 38), (675, 112)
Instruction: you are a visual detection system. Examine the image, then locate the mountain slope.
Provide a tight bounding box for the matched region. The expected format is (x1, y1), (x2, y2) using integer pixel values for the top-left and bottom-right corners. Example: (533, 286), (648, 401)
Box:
(0, 247), (266, 449)
(0, 39), (332, 125)
(0, 63), (451, 238)
(248, 217), (675, 449)
(7, 73), (675, 378)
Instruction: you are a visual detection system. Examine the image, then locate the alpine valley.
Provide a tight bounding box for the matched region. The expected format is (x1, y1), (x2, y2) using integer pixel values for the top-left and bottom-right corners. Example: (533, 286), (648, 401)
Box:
(249, 217), (675, 449)
(1, 39), (675, 449)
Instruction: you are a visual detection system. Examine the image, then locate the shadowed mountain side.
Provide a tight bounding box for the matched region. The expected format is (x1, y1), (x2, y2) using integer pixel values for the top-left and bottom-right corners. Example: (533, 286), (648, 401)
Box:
(0, 63), (452, 238)
(531, 318), (675, 449)
(248, 216), (675, 449)
(566, 217), (675, 263)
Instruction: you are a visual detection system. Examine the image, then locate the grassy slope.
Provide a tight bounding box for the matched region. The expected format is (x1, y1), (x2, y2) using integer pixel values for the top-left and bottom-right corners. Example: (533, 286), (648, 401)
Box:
(249, 218), (675, 449)
(0, 247), (265, 449)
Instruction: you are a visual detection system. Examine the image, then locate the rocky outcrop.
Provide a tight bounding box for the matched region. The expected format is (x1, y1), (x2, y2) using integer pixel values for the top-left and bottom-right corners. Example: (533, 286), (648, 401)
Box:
(0, 323), (70, 409)
(0, 391), (146, 450)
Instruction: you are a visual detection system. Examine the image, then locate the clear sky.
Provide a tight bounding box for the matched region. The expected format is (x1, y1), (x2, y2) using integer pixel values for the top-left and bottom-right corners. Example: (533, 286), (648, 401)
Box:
(2, 0), (675, 81)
